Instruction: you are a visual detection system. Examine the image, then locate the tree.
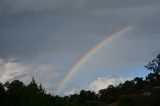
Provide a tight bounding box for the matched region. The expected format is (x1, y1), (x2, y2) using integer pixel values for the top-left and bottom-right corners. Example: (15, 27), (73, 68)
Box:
(4, 80), (25, 106)
(145, 53), (160, 86)
(0, 82), (6, 105)
(133, 77), (146, 92)
(145, 53), (160, 74)
(0, 82), (6, 96)
(121, 80), (135, 95)
(27, 77), (44, 94)
(99, 85), (120, 104)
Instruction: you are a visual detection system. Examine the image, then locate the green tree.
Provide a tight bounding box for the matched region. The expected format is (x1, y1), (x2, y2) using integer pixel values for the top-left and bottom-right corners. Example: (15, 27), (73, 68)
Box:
(121, 80), (135, 95)
(145, 53), (160, 74)
(0, 82), (6, 105)
(145, 53), (160, 87)
(133, 77), (146, 92)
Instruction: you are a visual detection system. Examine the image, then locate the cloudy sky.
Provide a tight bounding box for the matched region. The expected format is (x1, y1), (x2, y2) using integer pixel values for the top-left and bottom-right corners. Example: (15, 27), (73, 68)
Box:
(0, 0), (160, 95)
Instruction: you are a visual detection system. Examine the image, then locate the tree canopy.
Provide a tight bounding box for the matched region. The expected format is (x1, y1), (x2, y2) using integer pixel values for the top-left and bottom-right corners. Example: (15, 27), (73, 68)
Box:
(0, 53), (160, 106)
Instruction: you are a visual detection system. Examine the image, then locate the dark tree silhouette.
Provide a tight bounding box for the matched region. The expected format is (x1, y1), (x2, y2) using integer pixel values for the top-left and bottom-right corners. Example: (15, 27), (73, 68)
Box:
(0, 53), (160, 106)
(145, 53), (160, 74)
(145, 53), (160, 87)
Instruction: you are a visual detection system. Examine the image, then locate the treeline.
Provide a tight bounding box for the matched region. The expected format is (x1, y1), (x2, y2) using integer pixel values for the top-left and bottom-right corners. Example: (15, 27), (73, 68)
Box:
(0, 54), (160, 106)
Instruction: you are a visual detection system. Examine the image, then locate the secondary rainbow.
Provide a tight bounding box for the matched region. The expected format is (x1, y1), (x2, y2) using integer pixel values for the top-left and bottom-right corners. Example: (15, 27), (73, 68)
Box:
(56, 24), (134, 92)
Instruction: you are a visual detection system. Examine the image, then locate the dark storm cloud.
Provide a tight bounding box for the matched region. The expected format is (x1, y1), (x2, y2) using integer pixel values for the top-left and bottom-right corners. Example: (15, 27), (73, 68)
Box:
(0, 0), (160, 94)
(1, 0), (160, 14)
(0, 0), (160, 59)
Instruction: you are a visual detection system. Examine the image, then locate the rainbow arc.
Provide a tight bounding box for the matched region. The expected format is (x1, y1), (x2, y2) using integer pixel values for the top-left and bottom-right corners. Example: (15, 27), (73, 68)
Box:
(56, 24), (134, 92)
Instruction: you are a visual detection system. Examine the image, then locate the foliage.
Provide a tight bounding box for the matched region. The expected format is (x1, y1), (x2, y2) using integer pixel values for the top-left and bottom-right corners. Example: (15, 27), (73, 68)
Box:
(0, 53), (160, 106)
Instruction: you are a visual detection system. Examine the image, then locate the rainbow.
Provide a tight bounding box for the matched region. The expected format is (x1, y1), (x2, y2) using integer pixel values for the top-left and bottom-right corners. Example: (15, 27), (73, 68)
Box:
(56, 24), (134, 92)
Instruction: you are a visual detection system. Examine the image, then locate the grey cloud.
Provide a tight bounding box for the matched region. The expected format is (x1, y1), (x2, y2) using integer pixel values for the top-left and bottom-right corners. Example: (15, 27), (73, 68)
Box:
(88, 76), (131, 93)
(0, 58), (61, 93)
(0, 0), (160, 16)
(0, 0), (160, 94)
(0, 0), (84, 16)
(0, 1), (160, 61)
(10, 74), (27, 81)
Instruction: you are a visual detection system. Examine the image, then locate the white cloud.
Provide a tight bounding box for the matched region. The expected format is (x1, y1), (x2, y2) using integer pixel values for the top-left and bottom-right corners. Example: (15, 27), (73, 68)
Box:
(0, 58), (60, 93)
(64, 88), (77, 96)
(88, 76), (130, 93)
(0, 59), (26, 82)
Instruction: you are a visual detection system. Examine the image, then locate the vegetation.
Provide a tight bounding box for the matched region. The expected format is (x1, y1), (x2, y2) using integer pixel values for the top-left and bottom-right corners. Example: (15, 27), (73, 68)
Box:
(1, 53), (160, 106)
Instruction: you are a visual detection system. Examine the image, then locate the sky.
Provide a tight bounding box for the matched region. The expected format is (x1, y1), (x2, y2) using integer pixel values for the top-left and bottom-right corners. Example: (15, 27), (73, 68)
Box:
(0, 0), (160, 95)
